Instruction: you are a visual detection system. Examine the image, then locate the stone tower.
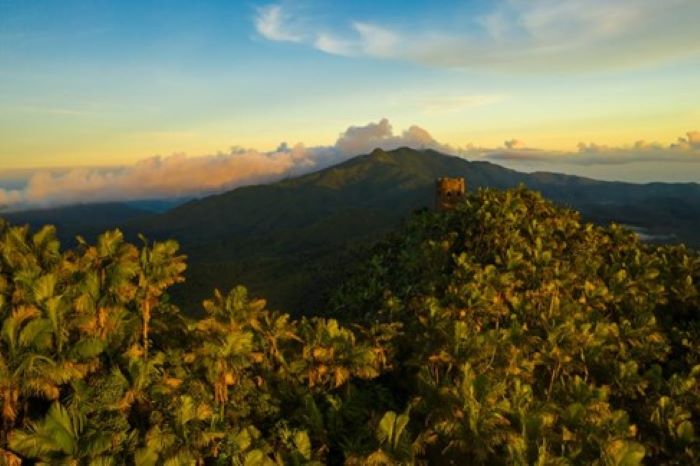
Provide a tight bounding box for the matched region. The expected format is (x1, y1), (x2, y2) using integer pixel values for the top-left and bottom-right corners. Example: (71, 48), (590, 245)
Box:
(435, 177), (466, 211)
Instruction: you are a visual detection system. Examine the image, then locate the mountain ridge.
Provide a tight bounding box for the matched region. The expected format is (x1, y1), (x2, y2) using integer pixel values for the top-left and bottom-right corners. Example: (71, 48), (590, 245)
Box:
(4, 147), (700, 314)
(122, 147), (700, 313)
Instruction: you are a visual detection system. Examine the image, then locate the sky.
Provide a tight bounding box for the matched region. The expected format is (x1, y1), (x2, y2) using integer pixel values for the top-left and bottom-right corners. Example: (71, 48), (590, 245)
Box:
(0, 0), (699, 207)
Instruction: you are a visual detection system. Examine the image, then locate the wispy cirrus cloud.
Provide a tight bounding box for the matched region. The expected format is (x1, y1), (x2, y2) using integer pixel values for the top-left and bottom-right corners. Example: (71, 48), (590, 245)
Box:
(313, 32), (353, 56)
(254, 4), (304, 43)
(253, 0), (700, 70)
(253, 5), (399, 59)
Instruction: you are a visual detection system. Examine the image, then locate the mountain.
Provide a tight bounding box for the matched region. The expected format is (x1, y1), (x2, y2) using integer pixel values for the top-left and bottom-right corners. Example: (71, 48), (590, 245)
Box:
(3, 148), (698, 314)
(118, 147), (700, 314)
(1, 198), (194, 245)
(2, 202), (152, 244)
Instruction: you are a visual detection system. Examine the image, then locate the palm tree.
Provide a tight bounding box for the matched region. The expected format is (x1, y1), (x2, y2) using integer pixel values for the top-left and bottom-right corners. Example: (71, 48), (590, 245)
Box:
(0, 305), (68, 436)
(192, 287), (263, 414)
(136, 236), (186, 361)
(72, 229), (141, 352)
(297, 318), (384, 390)
(134, 395), (221, 466)
(8, 401), (115, 464)
(0, 224), (79, 431)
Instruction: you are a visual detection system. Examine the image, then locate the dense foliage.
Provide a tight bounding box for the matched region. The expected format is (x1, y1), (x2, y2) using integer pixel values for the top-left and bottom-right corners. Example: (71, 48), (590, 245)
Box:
(331, 188), (700, 464)
(1, 187), (699, 464)
(8, 147), (694, 316)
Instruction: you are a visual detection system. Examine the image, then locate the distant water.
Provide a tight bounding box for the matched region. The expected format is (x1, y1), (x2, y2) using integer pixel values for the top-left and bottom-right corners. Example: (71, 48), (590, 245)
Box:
(622, 224), (676, 243)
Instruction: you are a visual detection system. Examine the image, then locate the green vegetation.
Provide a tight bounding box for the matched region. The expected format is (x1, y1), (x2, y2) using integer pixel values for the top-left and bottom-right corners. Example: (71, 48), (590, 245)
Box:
(10, 148), (700, 315)
(130, 148), (700, 314)
(1, 187), (699, 464)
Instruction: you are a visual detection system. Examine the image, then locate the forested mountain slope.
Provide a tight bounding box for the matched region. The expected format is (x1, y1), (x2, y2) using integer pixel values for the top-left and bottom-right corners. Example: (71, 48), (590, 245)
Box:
(1, 188), (698, 464)
(5, 148), (700, 313)
(124, 147), (700, 313)
(3, 203), (152, 244)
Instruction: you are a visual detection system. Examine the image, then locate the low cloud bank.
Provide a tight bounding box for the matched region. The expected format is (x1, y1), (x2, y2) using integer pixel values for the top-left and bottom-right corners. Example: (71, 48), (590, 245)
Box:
(0, 148), (326, 209)
(0, 119), (448, 210)
(479, 131), (700, 166)
(1, 120), (698, 210)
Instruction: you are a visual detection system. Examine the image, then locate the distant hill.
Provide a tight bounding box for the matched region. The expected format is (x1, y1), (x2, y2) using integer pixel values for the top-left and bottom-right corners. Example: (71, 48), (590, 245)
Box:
(1, 198), (192, 245)
(2, 202), (152, 244)
(4, 147), (699, 313)
(116, 147), (700, 314)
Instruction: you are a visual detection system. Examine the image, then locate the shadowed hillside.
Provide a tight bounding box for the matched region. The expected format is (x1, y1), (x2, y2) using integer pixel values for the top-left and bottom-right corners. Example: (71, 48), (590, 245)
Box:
(2, 203), (152, 244)
(5, 147), (700, 314)
(0, 198), (192, 247)
(2, 187), (698, 464)
(118, 147), (700, 314)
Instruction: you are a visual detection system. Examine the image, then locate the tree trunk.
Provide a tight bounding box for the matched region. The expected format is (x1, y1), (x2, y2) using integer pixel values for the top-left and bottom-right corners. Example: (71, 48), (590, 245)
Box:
(142, 298), (151, 360)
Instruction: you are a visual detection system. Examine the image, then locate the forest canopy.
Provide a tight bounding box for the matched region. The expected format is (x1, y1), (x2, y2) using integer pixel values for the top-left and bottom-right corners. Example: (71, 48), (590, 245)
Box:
(1, 187), (698, 465)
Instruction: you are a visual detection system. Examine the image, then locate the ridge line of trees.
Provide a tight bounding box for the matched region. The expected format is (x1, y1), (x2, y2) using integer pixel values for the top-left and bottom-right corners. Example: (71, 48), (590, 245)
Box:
(1, 187), (698, 464)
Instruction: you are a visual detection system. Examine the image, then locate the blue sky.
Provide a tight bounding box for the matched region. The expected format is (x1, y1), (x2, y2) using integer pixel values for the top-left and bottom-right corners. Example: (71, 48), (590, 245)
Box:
(0, 0), (699, 206)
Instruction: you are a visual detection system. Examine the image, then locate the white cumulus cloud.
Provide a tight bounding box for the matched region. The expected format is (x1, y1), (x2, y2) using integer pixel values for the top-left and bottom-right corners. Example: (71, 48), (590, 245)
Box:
(0, 119), (448, 210)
